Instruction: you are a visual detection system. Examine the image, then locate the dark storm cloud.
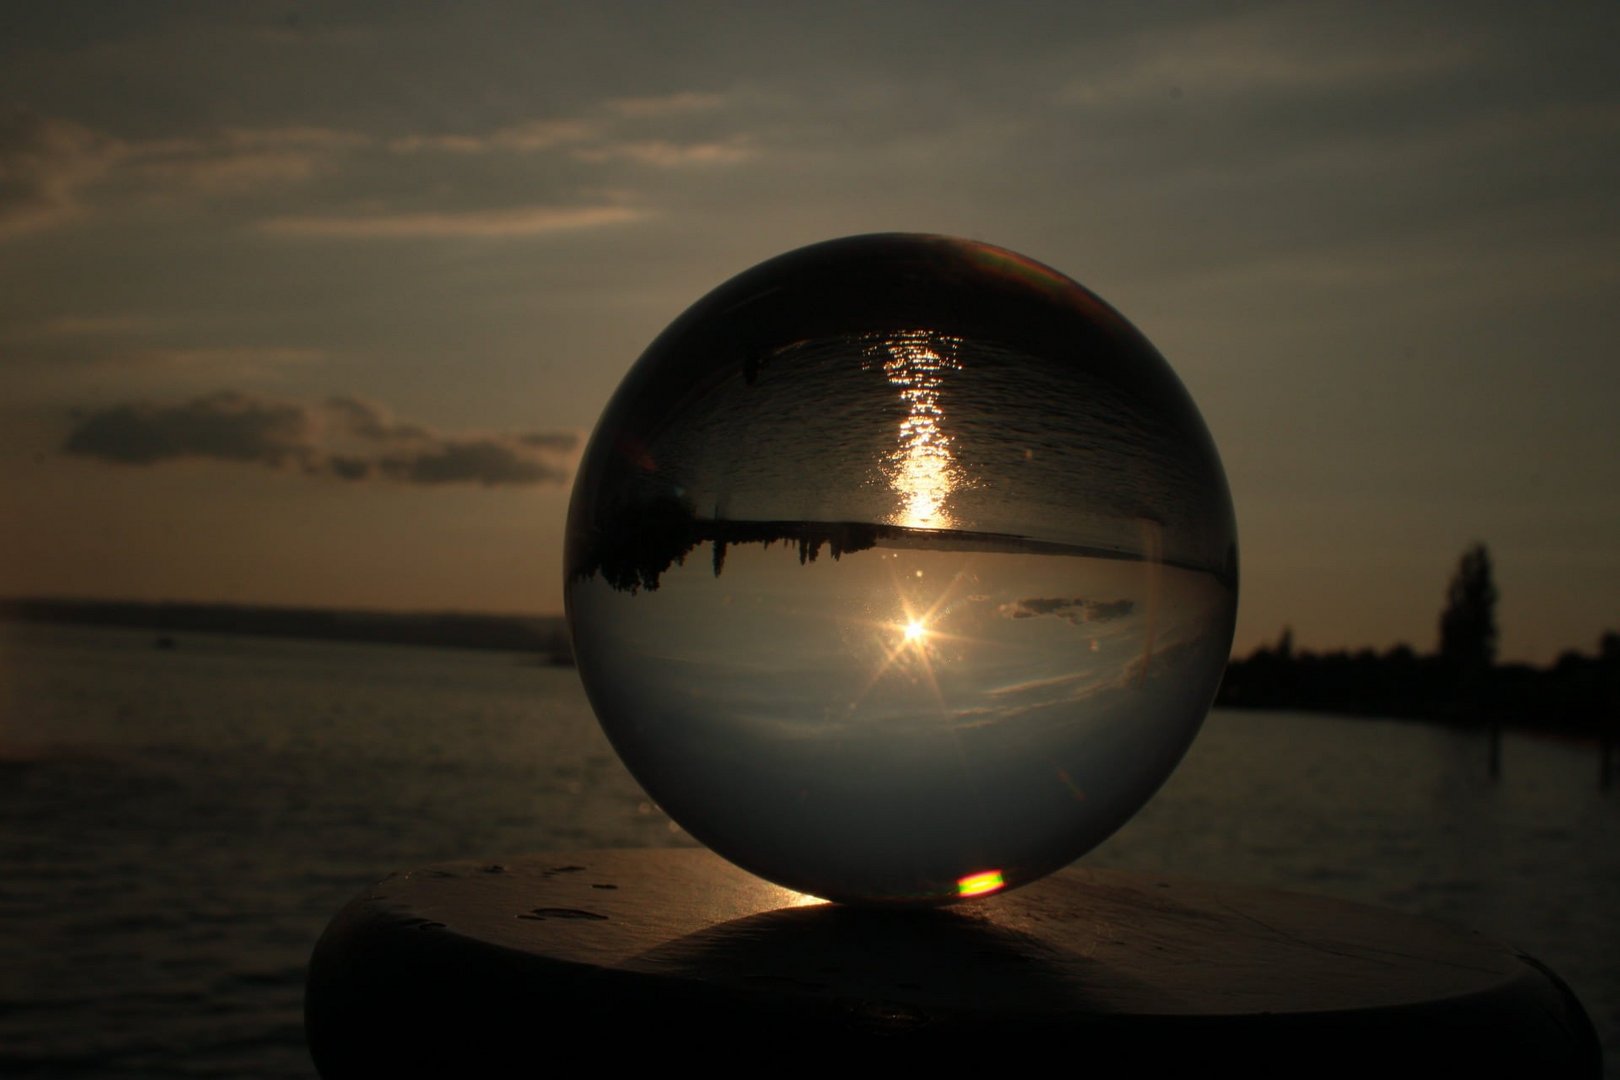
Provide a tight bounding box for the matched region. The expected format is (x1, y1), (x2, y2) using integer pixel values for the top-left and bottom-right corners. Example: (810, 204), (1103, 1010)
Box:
(62, 391), (577, 487)
(999, 597), (1136, 624)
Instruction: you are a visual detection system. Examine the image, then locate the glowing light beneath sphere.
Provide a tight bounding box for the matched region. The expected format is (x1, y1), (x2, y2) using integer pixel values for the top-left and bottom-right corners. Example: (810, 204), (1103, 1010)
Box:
(956, 870), (1006, 898)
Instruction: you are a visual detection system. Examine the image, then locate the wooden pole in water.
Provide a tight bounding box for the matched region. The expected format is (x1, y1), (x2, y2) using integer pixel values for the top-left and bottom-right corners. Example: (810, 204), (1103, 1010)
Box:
(1601, 722), (1614, 790)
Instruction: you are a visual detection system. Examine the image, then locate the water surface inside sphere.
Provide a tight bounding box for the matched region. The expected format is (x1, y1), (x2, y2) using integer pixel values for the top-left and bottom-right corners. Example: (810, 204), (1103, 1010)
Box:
(566, 235), (1237, 905)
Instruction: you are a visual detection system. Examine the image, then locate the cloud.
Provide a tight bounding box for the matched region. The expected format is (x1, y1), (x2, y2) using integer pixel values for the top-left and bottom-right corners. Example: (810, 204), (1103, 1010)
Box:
(383, 90), (747, 170)
(998, 597), (1136, 624)
(134, 149), (322, 193)
(0, 106), (114, 236)
(0, 109), (370, 238)
(378, 439), (569, 486)
(518, 431), (580, 452)
(3, 88), (745, 243)
(571, 138), (753, 168)
(215, 127), (370, 151)
(258, 203), (642, 238)
(129, 346), (324, 370)
(25, 314), (171, 338)
(63, 391), (313, 468)
(388, 118), (597, 155)
(124, 125), (368, 196)
(62, 391), (578, 487)
(604, 91), (725, 118)
(1062, 25), (1479, 107)
(324, 395), (428, 441)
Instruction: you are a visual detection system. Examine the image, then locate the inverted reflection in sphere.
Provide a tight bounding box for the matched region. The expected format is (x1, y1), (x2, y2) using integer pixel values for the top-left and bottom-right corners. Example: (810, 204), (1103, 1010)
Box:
(566, 234), (1238, 905)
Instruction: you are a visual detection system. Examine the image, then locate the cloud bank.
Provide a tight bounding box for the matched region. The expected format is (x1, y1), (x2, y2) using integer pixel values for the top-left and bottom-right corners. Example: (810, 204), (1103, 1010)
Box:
(2, 86), (750, 243)
(62, 392), (577, 487)
(0, 107), (110, 236)
(998, 597), (1136, 624)
(260, 204), (641, 239)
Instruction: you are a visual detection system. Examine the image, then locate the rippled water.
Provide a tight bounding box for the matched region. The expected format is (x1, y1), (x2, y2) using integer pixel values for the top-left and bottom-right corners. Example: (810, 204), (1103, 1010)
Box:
(1, 622), (1615, 1077)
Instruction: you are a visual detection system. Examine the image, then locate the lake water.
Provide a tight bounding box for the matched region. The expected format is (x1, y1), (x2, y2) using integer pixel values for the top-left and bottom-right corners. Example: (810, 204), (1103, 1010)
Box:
(1, 622), (1615, 1077)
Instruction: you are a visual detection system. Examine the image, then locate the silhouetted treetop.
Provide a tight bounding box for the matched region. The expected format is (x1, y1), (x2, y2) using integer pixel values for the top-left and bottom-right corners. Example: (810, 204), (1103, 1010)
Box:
(1439, 543), (1498, 673)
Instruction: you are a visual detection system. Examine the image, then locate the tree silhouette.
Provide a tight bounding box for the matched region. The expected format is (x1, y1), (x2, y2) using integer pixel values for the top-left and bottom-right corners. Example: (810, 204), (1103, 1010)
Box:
(1439, 543), (1498, 674)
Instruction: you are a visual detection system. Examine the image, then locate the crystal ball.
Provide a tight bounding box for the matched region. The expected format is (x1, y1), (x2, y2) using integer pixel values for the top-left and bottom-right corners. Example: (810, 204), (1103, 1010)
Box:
(566, 234), (1237, 905)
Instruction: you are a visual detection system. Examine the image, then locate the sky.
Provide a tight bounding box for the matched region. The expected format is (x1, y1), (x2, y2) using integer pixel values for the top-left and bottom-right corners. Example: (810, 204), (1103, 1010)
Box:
(1, 1), (1616, 664)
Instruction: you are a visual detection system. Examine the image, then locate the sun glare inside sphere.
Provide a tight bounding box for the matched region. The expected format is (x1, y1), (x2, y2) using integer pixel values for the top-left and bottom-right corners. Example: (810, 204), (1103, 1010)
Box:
(566, 234), (1238, 906)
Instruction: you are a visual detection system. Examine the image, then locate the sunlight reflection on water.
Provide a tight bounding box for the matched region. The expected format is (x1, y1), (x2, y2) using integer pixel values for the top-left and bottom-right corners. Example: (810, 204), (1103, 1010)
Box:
(865, 330), (965, 530)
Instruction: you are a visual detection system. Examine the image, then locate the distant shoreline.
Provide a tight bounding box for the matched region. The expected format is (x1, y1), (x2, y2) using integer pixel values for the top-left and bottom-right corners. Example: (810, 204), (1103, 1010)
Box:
(1216, 645), (1616, 740)
(0, 598), (575, 663)
(5, 597), (1612, 742)
(571, 512), (1237, 595)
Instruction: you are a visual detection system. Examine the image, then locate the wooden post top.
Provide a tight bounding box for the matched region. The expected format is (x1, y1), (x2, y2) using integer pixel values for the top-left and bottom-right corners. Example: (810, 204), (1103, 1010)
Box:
(306, 848), (1599, 1076)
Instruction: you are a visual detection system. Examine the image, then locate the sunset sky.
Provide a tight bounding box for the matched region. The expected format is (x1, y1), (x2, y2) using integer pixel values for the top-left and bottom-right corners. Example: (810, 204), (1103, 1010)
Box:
(2, 2), (1616, 664)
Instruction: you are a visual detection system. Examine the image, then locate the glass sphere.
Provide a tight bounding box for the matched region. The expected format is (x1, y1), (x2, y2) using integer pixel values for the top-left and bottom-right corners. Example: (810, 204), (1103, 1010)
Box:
(566, 234), (1237, 905)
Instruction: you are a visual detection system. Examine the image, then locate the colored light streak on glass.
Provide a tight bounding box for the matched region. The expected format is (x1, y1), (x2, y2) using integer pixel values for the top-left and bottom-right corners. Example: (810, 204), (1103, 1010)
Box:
(866, 331), (963, 531)
(956, 869), (1005, 898)
(963, 240), (1129, 335)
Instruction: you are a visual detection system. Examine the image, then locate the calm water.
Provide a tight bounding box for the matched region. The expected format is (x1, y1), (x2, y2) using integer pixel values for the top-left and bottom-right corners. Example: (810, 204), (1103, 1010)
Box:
(1, 622), (1615, 1077)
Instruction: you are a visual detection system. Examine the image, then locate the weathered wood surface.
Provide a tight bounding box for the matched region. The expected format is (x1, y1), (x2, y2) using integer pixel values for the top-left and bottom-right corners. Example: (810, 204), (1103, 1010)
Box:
(306, 848), (1599, 1075)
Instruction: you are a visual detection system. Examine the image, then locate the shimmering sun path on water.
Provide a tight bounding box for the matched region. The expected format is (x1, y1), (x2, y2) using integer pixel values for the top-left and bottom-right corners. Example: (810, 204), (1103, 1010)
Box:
(865, 330), (964, 530)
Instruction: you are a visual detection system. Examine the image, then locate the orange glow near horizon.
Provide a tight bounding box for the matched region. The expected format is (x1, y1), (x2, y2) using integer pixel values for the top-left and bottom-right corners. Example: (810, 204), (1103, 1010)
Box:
(956, 869), (1005, 897)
